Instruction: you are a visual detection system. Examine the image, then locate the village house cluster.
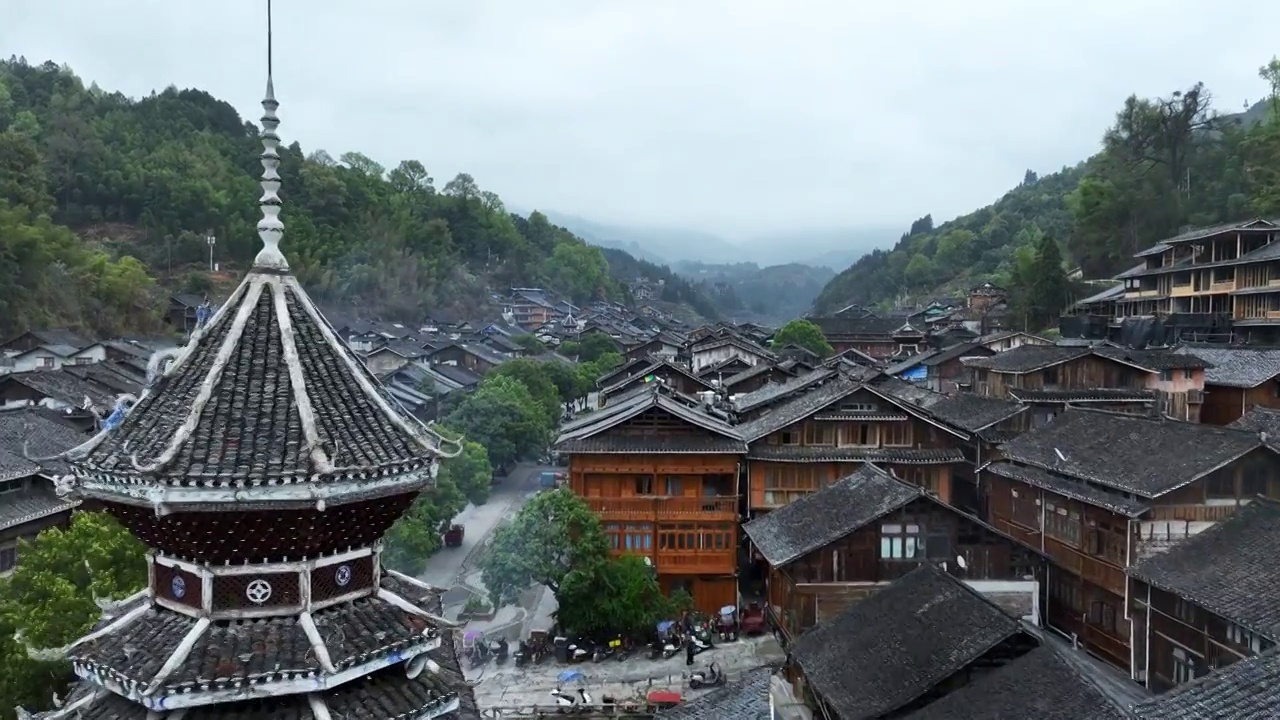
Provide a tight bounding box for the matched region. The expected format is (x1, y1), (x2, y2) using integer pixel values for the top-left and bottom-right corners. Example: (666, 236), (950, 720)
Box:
(547, 266), (1280, 716)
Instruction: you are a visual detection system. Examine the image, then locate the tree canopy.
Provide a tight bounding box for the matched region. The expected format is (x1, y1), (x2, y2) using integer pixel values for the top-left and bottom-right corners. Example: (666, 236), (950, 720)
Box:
(770, 318), (833, 357)
(812, 64), (1280, 314)
(446, 375), (553, 470)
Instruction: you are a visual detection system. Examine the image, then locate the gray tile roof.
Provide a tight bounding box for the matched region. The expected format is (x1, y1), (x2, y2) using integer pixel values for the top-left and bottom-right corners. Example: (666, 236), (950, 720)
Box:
(658, 666), (773, 719)
(1229, 406), (1280, 437)
(743, 465), (922, 566)
(79, 278), (445, 483)
(1131, 648), (1280, 720)
(1178, 345), (1280, 388)
(746, 445), (964, 464)
(1092, 346), (1211, 371)
(985, 462), (1150, 517)
(791, 564), (1022, 720)
(997, 409), (1265, 498)
(966, 345), (1090, 373)
(902, 645), (1131, 720)
(736, 375), (861, 441)
(1130, 500), (1280, 639)
(920, 342), (991, 367)
(0, 407), (89, 477)
(923, 393), (1025, 432)
(555, 384), (741, 448)
(0, 448), (38, 482)
(1007, 387), (1158, 403)
(0, 477), (78, 531)
(42, 576), (481, 717)
(732, 367), (839, 415)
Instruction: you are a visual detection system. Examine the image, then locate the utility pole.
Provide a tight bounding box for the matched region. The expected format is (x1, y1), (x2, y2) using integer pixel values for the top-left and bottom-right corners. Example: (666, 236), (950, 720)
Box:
(206, 229), (217, 272)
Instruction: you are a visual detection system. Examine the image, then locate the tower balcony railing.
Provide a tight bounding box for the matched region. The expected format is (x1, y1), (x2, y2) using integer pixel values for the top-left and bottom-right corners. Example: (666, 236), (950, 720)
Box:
(585, 495), (738, 521)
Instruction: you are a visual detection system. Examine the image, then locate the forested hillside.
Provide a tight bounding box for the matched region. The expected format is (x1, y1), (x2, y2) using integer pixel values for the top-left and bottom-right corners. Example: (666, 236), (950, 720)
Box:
(814, 60), (1280, 314)
(597, 246), (722, 319)
(0, 58), (629, 338)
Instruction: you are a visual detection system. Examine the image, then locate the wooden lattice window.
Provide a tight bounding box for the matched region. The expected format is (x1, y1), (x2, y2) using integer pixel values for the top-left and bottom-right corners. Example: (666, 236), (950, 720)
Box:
(312, 557), (375, 604)
(212, 572), (300, 611)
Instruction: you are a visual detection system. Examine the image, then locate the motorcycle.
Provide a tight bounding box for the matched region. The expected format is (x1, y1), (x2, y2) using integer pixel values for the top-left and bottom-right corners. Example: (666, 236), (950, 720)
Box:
(689, 662), (727, 689)
(549, 687), (593, 713)
(566, 637), (592, 664)
(716, 605), (739, 642)
(615, 636), (636, 662)
(514, 639), (531, 667)
(650, 620), (683, 660)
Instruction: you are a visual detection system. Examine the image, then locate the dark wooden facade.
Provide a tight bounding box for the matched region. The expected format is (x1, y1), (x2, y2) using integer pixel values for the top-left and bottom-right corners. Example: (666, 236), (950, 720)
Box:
(565, 410), (742, 616)
(985, 450), (1280, 673)
(428, 344), (500, 374)
(1200, 381), (1280, 426)
(747, 388), (966, 511)
(1130, 582), (1276, 693)
(767, 497), (1041, 639)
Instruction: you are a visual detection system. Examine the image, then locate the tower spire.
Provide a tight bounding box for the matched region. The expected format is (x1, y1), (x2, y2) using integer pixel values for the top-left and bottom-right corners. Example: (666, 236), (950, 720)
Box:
(254, 0), (287, 270)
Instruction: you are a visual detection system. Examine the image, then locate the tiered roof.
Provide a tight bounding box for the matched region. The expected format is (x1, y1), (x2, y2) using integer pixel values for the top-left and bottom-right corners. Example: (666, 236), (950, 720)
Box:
(25, 6), (474, 719)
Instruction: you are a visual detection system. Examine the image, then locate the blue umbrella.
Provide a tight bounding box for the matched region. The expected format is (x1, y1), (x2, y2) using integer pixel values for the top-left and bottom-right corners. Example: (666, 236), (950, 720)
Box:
(558, 669), (587, 684)
(656, 620), (676, 633)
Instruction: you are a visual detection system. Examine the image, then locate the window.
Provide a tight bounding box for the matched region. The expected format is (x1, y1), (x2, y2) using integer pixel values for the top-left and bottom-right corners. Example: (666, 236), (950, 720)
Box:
(840, 423), (874, 446)
(38, 356), (54, 369)
(605, 523), (654, 552)
(1183, 368), (1194, 380)
(74, 357), (94, 365)
(1173, 598), (1198, 625)
(1009, 487), (1041, 529)
(635, 476), (654, 495)
(1160, 370), (1174, 382)
(657, 523), (733, 552)
(763, 467), (820, 506)
(1227, 624), (1264, 654)
(1042, 367), (1059, 385)
(1089, 601), (1117, 633)
(779, 429), (799, 445)
(664, 476), (683, 496)
(879, 523), (924, 560)
(840, 402), (878, 413)
(1172, 647), (1197, 685)
(0, 544), (15, 574)
(803, 423), (835, 446)
(1043, 501), (1080, 546)
(882, 423), (911, 447)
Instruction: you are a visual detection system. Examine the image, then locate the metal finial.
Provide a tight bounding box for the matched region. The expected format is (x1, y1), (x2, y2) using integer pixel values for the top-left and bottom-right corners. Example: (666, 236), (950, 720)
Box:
(254, 0), (287, 270)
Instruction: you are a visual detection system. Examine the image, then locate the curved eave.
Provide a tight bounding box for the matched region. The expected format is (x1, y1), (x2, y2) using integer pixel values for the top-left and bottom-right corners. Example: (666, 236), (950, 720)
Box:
(75, 465), (436, 512)
(73, 637), (445, 711)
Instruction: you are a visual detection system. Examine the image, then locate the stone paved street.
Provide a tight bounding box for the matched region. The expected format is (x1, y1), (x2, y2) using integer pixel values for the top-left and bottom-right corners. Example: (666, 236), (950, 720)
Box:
(464, 634), (786, 711)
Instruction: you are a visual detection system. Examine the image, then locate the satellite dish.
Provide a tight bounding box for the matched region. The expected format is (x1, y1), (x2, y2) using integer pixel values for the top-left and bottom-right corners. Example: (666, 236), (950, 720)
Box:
(955, 555), (968, 570)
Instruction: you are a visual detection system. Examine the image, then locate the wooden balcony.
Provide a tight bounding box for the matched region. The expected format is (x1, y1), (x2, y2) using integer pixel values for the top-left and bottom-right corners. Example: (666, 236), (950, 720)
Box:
(1171, 284), (1194, 297)
(585, 495), (739, 521)
(654, 550), (736, 575)
(1146, 503), (1243, 522)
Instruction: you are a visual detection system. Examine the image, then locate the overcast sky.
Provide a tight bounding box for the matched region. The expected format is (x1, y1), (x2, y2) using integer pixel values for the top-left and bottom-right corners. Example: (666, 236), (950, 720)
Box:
(4, 1), (1278, 243)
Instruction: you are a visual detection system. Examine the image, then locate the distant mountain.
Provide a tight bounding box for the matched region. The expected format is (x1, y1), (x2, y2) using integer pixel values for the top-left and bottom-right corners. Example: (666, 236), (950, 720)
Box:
(673, 260), (836, 325)
(739, 227), (901, 269)
(531, 211), (737, 265)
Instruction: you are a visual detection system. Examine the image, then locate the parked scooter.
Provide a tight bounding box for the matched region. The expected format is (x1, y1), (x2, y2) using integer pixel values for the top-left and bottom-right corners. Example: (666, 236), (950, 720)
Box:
(689, 662), (727, 689)
(566, 637), (592, 663)
(492, 638), (509, 664)
(514, 639), (531, 667)
(688, 631), (713, 656)
(549, 687), (593, 713)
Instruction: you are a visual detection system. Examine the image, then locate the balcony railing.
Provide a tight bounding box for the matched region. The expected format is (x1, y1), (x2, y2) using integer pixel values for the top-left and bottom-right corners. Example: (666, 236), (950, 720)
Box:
(585, 496), (738, 519)
(1145, 503), (1243, 522)
(655, 550), (737, 574)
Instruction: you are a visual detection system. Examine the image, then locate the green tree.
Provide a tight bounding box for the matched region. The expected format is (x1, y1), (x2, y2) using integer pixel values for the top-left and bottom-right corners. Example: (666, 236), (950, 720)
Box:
(1010, 235), (1069, 332)
(557, 555), (673, 638)
(1260, 56), (1280, 119)
(479, 488), (609, 608)
(544, 242), (610, 304)
(769, 318), (834, 357)
(489, 358), (564, 426)
(574, 332), (619, 363)
(446, 375), (552, 470)
(382, 476), (467, 575)
(439, 438), (493, 506)
(0, 511), (147, 716)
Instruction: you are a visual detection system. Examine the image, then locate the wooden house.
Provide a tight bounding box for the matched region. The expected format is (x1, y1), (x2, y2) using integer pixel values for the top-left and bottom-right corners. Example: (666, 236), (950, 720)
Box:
(0, 408), (86, 574)
(786, 564), (1045, 720)
(554, 384), (746, 615)
(743, 465), (1042, 640)
(425, 342), (507, 374)
(719, 362), (795, 394)
(968, 345), (1211, 424)
(1128, 499), (1280, 692)
(696, 355), (756, 379)
(689, 334), (777, 374)
(1175, 345), (1280, 425)
(597, 358), (715, 403)
(887, 341), (995, 393)
(623, 332), (683, 363)
(735, 373), (969, 511)
(1132, 649), (1280, 719)
(982, 408), (1280, 672)
(808, 315), (908, 360)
